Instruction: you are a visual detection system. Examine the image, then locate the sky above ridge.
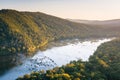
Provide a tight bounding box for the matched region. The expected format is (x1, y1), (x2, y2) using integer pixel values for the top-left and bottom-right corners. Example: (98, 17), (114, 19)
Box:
(0, 0), (120, 20)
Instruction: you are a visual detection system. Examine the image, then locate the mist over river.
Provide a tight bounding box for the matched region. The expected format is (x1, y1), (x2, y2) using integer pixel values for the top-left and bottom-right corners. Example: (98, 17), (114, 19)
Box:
(0, 39), (112, 80)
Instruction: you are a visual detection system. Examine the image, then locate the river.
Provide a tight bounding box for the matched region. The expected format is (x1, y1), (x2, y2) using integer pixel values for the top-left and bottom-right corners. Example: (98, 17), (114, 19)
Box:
(0, 38), (112, 80)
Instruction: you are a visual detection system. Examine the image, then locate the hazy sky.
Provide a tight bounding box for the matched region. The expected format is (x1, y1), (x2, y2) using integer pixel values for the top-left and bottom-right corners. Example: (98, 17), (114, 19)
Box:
(0, 0), (120, 20)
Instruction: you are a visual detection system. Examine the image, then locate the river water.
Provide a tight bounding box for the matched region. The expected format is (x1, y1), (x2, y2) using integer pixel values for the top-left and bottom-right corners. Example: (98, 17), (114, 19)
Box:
(0, 39), (112, 80)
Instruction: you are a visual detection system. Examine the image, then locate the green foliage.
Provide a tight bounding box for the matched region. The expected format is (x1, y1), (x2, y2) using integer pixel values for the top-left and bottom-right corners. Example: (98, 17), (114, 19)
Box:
(90, 38), (120, 80)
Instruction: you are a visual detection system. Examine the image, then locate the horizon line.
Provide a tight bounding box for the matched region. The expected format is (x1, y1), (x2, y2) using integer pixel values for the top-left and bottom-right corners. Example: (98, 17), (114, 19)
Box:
(1, 8), (120, 21)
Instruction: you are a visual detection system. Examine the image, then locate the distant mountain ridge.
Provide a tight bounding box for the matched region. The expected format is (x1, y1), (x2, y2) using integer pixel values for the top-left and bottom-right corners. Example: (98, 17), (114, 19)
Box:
(68, 19), (120, 33)
(68, 19), (120, 26)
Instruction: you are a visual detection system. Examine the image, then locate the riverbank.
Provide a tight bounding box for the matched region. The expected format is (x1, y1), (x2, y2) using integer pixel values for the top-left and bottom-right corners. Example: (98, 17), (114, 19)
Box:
(0, 38), (112, 80)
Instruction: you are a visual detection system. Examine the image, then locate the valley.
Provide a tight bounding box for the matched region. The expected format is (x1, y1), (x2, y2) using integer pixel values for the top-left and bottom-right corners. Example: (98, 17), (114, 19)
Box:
(0, 9), (120, 80)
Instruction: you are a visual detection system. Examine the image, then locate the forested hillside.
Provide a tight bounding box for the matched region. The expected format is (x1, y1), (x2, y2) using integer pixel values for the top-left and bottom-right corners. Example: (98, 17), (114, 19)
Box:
(0, 9), (98, 56)
(0, 9), (120, 74)
(17, 38), (120, 80)
(1, 9), (120, 56)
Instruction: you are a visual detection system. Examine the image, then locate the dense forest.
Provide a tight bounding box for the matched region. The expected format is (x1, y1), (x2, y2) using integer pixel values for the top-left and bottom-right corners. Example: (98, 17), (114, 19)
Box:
(17, 38), (120, 80)
(0, 9), (120, 74)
